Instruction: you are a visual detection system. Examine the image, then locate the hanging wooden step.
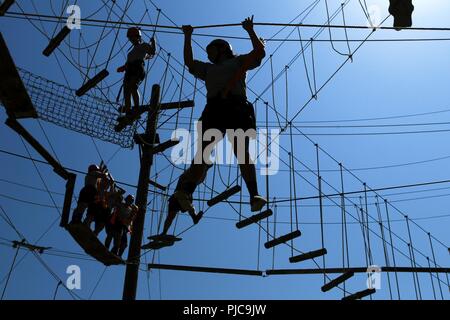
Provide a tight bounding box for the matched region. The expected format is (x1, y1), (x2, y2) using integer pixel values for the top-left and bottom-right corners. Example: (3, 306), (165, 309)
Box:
(42, 26), (71, 57)
(207, 185), (241, 207)
(142, 234), (181, 250)
(76, 69), (109, 97)
(66, 223), (124, 266)
(264, 230), (301, 249)
(150, 139), (180, 155)
(289, 248), (327, 263)
(236, 209), (273, 229)
(321, 271), (354, 292)
(342, 288), (376, 300)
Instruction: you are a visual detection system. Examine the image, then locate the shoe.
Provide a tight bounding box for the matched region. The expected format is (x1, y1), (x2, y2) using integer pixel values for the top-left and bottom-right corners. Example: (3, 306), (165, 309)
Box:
(173, 190), (195, 214)
(191, 211), (204, 225)
(250, 195), (267, 212)
(389, 0), (414, 30)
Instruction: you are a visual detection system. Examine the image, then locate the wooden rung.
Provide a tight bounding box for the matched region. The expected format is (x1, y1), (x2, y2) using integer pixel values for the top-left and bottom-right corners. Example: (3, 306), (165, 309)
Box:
(264, 230), (301, 249)
(150, 139), (179, 154)
(42, 26), (71, 57)
(289, 248), (327, 263)
(76, 69), (109, 96)
(321, 271), (354, 292)
(342, 288), (376, 300)
(66, 223), (124, 266)
(12, 240), (50, 254)
(159, 100), (194, 110)
(207, 185), (241, 207)
(236, 209), (273, 229)
(0, 0), (15, 16)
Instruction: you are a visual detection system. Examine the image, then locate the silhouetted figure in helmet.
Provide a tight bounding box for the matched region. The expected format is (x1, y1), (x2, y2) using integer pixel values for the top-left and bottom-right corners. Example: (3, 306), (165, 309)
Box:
(389, 0), (414, 30)
(116, 27), (156, 115)
(71, 164), (107, 224)
(158, 16), (267, 238)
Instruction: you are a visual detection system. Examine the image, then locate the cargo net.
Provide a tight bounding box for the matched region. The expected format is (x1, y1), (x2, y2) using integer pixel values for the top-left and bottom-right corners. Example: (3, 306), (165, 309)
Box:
(18, 68), (136, 148)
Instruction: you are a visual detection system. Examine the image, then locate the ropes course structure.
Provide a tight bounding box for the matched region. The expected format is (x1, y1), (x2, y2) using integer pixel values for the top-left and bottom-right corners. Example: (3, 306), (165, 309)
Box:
(0, 0), (449, 300)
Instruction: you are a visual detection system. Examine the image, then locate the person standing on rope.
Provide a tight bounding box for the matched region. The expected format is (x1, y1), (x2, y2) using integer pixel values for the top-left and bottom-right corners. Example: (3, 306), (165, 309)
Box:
(158, 16), (267, 238)
(116, 27), (156, 115)
(70, 164), (107, 224)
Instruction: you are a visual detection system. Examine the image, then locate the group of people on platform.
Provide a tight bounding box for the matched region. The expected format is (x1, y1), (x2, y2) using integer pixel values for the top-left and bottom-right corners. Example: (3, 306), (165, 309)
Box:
(70, 164), (138, 258)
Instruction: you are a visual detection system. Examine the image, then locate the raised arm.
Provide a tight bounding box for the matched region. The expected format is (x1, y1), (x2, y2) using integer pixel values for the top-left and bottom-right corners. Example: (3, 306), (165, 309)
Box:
(182, 25), (194, 69)
(242, 16), (266, 60)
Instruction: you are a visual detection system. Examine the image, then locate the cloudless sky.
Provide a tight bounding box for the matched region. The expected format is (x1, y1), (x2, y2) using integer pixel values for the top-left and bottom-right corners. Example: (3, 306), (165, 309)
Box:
(0, 0), (449, 300)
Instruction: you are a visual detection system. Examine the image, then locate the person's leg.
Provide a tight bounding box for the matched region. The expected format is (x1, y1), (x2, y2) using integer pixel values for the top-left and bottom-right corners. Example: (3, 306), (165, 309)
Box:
(83, 203), (96, 228)
(123, 80), (132, 113)
(161, 196), (180, 235)
(105, 232), (112, 250)
(230, 134), (266, 212)
(93, 220), (105, 236)
(94, 208), (109, 236)
(111, 226), (122, 255)
(131, 85), (140, 109)
(71, 202), (88, 224)
(118, 227), (128, 257)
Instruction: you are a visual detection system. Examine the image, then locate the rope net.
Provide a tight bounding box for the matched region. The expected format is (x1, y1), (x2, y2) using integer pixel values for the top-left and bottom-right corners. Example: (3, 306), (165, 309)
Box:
(15, 68), (136, 148)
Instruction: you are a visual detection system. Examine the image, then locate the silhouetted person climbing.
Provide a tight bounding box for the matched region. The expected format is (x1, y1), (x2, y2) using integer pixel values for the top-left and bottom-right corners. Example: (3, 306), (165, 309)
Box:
(159, 16), (267, 238)
(117, 27), (156, 115)
(389, 0), (414, 30)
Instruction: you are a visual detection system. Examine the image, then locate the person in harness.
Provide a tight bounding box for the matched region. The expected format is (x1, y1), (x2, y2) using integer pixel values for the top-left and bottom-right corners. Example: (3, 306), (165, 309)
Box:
(70, 164), (107, 224)
(106, 194), (138, 257)
(83, 172), (120, 237)
(117, 27), (156, 115)
(158, 16), (267, 238)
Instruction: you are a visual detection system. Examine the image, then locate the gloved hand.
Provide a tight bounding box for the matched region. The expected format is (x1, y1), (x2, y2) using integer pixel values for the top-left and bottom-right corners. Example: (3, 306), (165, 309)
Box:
(117, 65), (126, 73)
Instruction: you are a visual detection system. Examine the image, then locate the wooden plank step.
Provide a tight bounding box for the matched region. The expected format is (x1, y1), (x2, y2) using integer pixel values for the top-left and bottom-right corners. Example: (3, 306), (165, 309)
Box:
(321, 271), (354, 292)
(236, 209), (272, 229)
(264, 230), (301, 249)
(289, 248), (327, 263)
(207, 185), (241, 207)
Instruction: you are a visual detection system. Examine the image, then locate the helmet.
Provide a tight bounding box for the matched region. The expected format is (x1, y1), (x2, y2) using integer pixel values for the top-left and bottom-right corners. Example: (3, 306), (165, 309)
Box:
(88, 164), (99, 172)
(125, 194), (135, 203)
(127, 27), (141, 38)
(207, 39), (233, 56)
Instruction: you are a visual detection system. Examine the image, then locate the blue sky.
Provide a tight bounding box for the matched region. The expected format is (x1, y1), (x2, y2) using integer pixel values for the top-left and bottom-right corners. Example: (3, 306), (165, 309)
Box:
(0, 0), (449, 300)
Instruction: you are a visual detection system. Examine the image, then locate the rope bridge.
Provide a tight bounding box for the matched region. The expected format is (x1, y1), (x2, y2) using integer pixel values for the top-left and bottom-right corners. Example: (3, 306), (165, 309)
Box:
(12, 68), (136, 148)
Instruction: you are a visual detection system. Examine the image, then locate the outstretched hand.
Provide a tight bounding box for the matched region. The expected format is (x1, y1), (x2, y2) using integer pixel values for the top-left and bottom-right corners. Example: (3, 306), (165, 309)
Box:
(242, 15), (254, 32)
(182, 25), (194, 36)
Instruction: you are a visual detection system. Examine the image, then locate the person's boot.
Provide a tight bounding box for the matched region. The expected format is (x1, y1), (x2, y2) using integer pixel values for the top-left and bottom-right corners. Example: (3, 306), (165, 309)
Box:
(190, 211), (204, 225)
(389, 0), (414, 30)
(250, 195), (267, 212)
